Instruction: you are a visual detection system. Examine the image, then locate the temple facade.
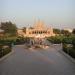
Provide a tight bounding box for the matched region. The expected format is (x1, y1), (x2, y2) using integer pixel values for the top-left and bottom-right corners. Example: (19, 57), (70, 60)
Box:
(17, 21), (55, 38)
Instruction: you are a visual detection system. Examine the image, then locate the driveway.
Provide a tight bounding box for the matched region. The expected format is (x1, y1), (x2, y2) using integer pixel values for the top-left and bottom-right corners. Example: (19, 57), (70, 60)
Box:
(0, 45), (75, 75)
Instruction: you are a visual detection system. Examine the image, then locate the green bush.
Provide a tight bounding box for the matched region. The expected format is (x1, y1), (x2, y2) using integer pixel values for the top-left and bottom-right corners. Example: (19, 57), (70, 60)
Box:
(62, 44), (75, 59)
(0, 44), (3, 58)
(0, 38), (12, 58)
(14, 37), (27, 45)
(69, 48), (75, 58)
(2, 46), (11, 56)
(0, 39), (12, 47)
(72, 38), (75, 48)
(62, 44), (68, 53)
(0, 45), (11, 58)
(62, 37), (72, 44)
(47, 36), (62, 44)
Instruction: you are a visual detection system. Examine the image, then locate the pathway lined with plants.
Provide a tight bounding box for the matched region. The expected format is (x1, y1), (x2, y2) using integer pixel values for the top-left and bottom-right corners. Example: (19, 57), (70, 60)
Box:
(0, 44), (75, 75)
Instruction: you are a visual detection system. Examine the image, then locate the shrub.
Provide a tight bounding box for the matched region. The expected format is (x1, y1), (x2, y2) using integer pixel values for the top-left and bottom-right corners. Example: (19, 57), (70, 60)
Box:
(2, 46), (11, 56)
(62, 37), (72, 44)
(0, 44), (3, 58)
(62, 43), (75, 59)
(69, 48), (75, 58)
(62, 44), (68, 53)
(14, 37), (26, 45)
(0, 45), (11, 58)
(0, 39), (12, 58)
(72, 37), (75, 48)
(47, 36), (62, 44)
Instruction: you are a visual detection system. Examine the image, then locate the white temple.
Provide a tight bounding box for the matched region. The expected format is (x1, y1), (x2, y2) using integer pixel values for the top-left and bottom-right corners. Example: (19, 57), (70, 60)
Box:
(17, 21), (55, 38)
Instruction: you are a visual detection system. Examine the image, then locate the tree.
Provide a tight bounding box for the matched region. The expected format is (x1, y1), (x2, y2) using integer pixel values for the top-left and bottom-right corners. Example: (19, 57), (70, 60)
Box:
(53, 29), (61, 34)
(72, 29), (75, 34)
(61, 29), (71, 36)
(0, 21), (17, 36)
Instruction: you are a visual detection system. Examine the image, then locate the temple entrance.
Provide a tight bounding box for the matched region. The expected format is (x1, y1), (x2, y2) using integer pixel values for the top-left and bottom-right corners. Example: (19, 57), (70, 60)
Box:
(31, 34), (44, 45)
(27, 34), (50, 49)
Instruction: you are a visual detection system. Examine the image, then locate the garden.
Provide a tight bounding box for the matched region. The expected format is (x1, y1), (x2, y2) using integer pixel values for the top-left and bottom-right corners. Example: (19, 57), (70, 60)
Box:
(47, 35), (75, 59)
(0, 36), (30, 58)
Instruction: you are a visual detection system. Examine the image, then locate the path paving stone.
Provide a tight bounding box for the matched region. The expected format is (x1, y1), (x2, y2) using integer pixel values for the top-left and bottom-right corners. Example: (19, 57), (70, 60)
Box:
(0, 45), (75, 75)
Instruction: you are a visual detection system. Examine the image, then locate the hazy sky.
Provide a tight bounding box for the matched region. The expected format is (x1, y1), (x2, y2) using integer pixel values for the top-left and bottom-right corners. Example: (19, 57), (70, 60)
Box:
(0, 0), (75, 29)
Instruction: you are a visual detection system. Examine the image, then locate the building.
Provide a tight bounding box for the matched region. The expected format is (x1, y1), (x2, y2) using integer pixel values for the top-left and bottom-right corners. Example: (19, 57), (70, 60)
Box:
(0, 29), (4, 36)
(17, 21), (55, 38)
(64, 28), (72, 33)
(17, 29), (25, 37)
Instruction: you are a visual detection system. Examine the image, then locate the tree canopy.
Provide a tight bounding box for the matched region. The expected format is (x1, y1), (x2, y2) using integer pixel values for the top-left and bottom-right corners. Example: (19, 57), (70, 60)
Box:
(53, 28), (61, 34)
(0, 21), (17, 36)
(61, 29), (71, 36)
(72, 29), (75, 34)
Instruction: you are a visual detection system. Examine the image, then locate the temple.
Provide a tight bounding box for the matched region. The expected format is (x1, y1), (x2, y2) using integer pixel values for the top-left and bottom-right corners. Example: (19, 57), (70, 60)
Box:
(17, 21), (55, 38)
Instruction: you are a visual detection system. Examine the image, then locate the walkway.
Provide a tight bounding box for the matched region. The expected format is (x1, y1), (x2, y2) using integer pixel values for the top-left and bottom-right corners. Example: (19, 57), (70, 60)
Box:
(0, 45), (75, 75)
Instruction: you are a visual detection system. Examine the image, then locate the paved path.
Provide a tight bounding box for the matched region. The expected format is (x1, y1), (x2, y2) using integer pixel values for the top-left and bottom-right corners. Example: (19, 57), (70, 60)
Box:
(0, 45), (75, 75)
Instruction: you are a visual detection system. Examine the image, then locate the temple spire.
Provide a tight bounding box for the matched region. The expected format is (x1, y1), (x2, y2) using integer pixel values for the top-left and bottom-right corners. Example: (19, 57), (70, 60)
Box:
(34, 20), (45, 29)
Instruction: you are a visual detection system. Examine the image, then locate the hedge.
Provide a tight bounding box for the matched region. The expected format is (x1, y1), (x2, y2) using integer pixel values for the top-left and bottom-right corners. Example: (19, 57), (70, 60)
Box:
(0, 45), (11, 58)
(62, 44), (75, 59)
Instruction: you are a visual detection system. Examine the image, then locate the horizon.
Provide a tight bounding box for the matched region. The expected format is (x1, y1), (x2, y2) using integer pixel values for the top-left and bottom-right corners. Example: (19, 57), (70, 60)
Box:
(0, 20), (75, 30)
(0, 0), (75, 29)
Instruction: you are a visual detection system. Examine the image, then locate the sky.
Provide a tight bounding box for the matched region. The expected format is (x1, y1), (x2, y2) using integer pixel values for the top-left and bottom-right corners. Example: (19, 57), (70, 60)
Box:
(0, 0), (75, 29)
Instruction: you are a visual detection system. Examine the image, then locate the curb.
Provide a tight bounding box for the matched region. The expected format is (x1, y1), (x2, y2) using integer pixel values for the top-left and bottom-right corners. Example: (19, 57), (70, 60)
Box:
(0, 50), (14, 62)
(59, 50), (75, 64)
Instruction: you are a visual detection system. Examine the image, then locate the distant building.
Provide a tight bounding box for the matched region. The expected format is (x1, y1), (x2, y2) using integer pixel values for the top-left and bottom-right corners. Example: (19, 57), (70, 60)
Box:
(64, 28), (72, 33)
(0, 29), (4, 36)
(17, 21), (55, 38)
(17, 29), (25, 37)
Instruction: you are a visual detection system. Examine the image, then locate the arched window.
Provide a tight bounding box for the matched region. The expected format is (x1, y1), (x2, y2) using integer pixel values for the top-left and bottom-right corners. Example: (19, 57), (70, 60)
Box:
(40, 31), (42, 34)
(35, 31), (36, 34)
(36, 31), (38, 34)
